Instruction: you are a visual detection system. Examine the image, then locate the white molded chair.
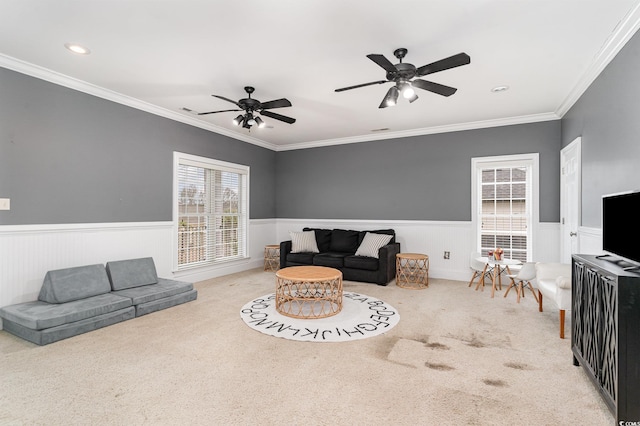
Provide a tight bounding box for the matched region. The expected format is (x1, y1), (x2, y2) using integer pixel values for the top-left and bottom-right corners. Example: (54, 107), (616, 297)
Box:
(535, 262), (572, 339)
(468, 252), (491, 289)
(504, 262), (539, 303)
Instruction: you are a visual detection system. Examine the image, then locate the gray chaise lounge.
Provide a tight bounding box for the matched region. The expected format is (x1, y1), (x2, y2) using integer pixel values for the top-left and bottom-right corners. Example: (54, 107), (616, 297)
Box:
(0, 257), (197, 345)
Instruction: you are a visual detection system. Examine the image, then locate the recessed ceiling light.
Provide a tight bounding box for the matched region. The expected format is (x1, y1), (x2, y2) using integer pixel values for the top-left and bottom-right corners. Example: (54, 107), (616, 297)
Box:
(491, 85), (509, 93)
(64, 43), (91, 55)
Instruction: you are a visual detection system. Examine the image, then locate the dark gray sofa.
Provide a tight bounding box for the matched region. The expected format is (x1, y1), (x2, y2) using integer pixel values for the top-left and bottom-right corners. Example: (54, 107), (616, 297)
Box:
(0, 257), (197, 345)
(279, 228), (400, 285)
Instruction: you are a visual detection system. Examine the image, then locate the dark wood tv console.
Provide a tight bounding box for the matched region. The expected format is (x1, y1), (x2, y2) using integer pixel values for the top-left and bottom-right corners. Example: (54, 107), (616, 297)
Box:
(571, 254), (640, 423)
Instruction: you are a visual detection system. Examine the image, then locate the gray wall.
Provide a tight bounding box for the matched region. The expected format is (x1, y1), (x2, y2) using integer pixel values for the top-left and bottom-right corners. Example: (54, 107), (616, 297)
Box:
(1, 66), (563, 226)
(0, 68), (276, 225)
(562, 29), (640, 228)
(276, 121), (561, 222)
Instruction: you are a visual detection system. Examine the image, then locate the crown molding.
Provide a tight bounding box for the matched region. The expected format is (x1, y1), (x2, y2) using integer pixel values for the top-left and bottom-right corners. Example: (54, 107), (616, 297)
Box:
(556, 2), (640, 117)
(275, 112), (560, 151)
(4, 0), (638, 155)
(0, 54), (279, 151)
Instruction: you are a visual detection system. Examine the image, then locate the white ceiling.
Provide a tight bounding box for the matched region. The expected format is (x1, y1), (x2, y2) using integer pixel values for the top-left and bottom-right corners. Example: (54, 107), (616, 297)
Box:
(1, 0), (640, 151)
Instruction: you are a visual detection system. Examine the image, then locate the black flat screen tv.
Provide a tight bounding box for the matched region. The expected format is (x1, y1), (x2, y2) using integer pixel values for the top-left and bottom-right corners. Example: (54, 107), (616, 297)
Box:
(602, 190), (640, 266)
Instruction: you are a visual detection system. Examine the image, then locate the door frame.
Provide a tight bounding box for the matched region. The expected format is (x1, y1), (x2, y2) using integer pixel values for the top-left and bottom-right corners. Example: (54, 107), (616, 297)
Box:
(560, 136), (582, 263)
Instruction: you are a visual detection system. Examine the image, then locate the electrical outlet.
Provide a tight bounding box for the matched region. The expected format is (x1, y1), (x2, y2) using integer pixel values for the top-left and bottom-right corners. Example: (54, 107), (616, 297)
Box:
(0, 198), (9, 211)
(444, 251), (450, 260)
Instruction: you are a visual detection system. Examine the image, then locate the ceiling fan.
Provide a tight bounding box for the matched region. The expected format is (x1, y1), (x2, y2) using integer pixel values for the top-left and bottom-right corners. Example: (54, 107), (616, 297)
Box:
(335, 48), (471, 108)
(182, 86), (296, 129)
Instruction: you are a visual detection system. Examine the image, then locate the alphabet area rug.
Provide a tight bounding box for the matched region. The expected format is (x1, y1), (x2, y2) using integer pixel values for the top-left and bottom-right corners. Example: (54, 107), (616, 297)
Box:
(240, 292), (400, 343)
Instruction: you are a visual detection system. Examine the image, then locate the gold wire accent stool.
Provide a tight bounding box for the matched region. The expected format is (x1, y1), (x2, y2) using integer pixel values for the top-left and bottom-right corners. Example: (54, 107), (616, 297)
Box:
(264, 245), (280, 271)
(396, 253), (429, 289)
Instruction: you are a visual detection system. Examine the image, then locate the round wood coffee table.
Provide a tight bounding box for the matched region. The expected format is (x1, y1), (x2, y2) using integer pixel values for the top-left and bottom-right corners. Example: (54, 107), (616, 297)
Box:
(275, 266), (343, 319)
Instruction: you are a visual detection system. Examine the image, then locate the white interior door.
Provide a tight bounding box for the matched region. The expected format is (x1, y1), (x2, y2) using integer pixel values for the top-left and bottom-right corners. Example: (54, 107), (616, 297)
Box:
(560, 137), (581, 263)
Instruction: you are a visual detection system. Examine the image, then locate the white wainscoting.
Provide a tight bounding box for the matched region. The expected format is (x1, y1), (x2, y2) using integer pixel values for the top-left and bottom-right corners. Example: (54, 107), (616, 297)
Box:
(0, 218), (561, 329)
(0, 220), (275, 316)
(579, 226), (603, 255)
(277, 219), (563, 282)
(535, 222), (562, 263)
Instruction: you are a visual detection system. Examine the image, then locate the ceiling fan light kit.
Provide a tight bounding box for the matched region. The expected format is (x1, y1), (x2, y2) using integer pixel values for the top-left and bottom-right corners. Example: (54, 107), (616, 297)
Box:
(336, 48), (471, 108)
(184, 86), (296, 130)
(184, 48), (470, 131)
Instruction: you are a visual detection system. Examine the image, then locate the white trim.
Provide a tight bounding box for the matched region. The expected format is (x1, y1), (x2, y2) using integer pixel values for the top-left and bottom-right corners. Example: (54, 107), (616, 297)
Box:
(0, 54), (278, 152)
(3, 0), (640, 154)
(578, 226), (603, 256)
(275, 217), (467, 227)
(556, 2), (640, 117)
(0, 217), (562, 317)
(274, 113), (559, 151)
(471, 153), (540, 261)
(0, 221), (173, 234)
(560, 137), (582, 262)
(172, 152), (250, 272)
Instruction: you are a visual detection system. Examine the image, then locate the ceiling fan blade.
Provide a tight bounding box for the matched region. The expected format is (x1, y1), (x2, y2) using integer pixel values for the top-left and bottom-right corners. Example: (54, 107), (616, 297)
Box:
(197, 109), (242, 115)
(211, 94), (241, 107)
(367, 54), (397, 73)
(416, 53), (471, 77)
(260, 98), (292, 110)
(335, 80), (388, 92)
(411, 79), (458, 97)
(260, 110), (296, 124)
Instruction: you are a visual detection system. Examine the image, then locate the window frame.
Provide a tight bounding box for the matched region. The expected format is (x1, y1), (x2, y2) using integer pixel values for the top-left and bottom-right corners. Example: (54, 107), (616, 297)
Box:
(471, 153), (539, 262)
(172, 151), (250, 272)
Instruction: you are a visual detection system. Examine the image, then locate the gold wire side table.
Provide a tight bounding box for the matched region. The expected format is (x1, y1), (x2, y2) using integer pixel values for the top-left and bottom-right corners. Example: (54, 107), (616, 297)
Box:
(264, 244), (280, 271)
(275, 266), (343, 319)
(396, 253), (429, 289)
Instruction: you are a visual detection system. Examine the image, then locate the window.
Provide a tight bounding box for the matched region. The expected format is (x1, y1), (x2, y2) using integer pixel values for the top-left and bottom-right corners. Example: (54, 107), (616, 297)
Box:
(472, 154), (538, 262)
(174, 152), (249, 270)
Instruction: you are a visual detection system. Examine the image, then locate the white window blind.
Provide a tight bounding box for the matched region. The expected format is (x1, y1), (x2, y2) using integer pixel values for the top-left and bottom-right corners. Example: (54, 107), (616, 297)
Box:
(174, 153), (248, 270)
(472, 154), (538, 263)
(479, 166), (530, 261)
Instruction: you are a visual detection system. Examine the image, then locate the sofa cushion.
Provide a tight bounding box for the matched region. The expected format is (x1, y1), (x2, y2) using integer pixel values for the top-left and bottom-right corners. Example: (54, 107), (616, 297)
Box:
(329, 229), (360, 253)
(286, 252), (316, 265)
(1, 307), (135, 346)
(38, 264), (112, 304)
(0, 293), (132, 330)
(112, 278), (194, 306)
(134, 289), (198, 317)
(106, 257), (159, 290)
(355, 232), (393, 258)
(304, 228), (332, 252)
(313, 252), (348, 268)
(344, 255), (380, 271)
(289, 231), (319, 253)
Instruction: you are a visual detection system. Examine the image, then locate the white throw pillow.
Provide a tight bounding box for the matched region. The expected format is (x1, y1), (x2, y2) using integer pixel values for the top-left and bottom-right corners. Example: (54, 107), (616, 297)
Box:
(289, 230), (319, 253)
(556, 275), (572, 290)
(354, 232), (393, 258)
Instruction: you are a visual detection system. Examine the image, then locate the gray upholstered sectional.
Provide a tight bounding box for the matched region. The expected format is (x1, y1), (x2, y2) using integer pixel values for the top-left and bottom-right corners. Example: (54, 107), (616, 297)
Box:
(0, 257), (197, 345)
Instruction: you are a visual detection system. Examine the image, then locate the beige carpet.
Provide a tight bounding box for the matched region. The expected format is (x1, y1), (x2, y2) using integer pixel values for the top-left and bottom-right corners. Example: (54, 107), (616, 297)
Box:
(0, 269), (612, 425)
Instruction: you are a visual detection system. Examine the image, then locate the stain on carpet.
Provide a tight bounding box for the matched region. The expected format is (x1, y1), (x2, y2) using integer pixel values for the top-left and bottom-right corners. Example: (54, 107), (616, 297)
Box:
(504, 362), (534, 370)
(425, 342), (450, 350)
(425, 362), (455, 371)
(483, 378), (508, 387)
(466, 337), (486, 348)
